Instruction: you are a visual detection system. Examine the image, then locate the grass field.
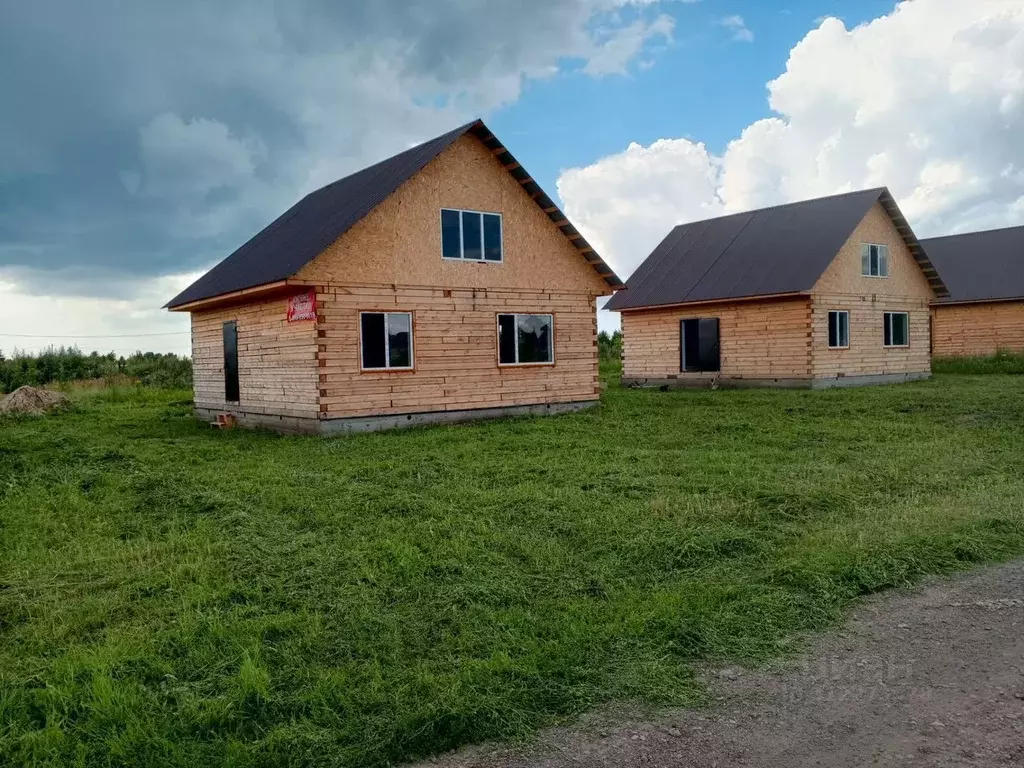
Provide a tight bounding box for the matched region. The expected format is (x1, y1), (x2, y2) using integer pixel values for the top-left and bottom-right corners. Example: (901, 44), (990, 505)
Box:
(932, 350), (1024, 375)
(2, 372), (1024, 766)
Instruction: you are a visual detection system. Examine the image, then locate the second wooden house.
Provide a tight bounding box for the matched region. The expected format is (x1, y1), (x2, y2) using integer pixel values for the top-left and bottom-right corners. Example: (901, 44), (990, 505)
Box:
(922, 225), (1024, 358)
(605, 188), (950, 388)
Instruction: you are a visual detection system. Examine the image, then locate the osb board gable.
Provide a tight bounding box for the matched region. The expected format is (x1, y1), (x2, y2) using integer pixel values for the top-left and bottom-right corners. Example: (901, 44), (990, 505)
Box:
(812, 201), (934, 300)
(296, 135), (611, 295)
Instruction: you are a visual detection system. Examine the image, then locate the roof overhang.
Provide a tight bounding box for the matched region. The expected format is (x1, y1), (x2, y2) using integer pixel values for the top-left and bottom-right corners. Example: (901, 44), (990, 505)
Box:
(877, 189), (950, 299)
(166, 280), (292, 312)
(932, 295), (1024, 307)
(466, 121), (624, 291)
(613, 291), (808, 313)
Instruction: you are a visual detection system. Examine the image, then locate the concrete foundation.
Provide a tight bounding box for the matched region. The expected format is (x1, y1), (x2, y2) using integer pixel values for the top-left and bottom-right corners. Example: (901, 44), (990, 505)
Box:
(195, 407), (320, 434)
(196, 399), (600, 436)
(809, 371), (931, 389)
(319, 399), (599, 435)
(622, 371), (931, 390)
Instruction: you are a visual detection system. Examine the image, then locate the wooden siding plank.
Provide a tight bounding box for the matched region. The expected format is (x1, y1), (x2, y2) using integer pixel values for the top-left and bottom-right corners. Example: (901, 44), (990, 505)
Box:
(314, 284), (599, 418)
(621, 298), (812, 379)
(190, 296), (319, 416)
(932, 301), (1024, 357)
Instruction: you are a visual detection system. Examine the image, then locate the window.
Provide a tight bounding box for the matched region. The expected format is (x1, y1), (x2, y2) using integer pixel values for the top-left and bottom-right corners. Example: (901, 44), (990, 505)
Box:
(680, 318), (720, 372)
(827, 310), (850, 349)
(360, 312), (413, 370)
(883, 311), (909, 347)
(441, 209), (502, 262)
(861, 243), (890, 277)
(223, 321), (239, 402)
(497, 314), (553, 365)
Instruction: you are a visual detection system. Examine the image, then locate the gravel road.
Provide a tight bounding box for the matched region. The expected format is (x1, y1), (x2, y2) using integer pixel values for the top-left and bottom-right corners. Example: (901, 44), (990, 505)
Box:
(417, 560), (1024, 767)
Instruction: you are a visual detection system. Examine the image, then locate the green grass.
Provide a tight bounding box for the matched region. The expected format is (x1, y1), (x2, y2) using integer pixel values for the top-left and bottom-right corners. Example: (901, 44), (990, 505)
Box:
(932, 350), (1024, 375)
(2, 375), (1024, 766)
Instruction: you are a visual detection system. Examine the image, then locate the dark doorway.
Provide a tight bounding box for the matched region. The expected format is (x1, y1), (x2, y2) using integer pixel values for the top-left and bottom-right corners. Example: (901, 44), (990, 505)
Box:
(680, 318), (720, 372)
(223, 321), (240, 403)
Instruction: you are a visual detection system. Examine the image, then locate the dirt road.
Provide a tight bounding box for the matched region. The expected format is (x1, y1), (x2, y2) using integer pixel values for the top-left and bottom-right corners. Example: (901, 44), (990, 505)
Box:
(420, 561), (1024, 767)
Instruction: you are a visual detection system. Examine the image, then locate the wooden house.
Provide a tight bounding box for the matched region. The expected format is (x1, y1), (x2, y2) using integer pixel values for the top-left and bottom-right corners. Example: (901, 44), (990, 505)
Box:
(922, 226), (1024, 357)
(604, 188), (950, 388)
(166, 120), (622, 433)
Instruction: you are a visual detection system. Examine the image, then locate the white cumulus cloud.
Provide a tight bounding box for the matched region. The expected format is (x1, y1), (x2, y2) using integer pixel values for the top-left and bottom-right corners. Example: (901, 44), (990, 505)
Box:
(559, 0), (1024, 329)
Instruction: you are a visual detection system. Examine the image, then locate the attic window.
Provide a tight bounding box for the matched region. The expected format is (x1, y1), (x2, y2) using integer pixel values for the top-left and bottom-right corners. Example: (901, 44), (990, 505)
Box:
(441, 209), (502, 262)
(861, 243), (890, 277)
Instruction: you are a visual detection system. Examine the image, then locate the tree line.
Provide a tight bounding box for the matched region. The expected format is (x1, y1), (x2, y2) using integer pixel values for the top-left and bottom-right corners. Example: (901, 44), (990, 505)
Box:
(598, 330), (622, 361)
(0, 347), (192, 393)
(1, 335), (620, 394)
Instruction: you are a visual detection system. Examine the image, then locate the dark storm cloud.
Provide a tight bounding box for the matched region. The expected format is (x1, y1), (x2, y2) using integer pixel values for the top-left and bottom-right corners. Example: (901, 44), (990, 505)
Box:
(0, 0), (672, 297)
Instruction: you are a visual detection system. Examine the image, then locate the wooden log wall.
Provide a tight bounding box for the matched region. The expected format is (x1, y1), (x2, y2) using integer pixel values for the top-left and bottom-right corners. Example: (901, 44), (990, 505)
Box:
(311, 283), (600, 418)
(190, 296), (319, 418)
(932, 301), (1024, 357)
(810, 294), (931, 377)
(620, 297), (812, 380)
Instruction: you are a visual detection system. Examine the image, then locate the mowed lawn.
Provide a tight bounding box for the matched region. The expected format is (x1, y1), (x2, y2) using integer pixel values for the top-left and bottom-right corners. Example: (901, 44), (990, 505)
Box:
(2, 372), (1024, 767)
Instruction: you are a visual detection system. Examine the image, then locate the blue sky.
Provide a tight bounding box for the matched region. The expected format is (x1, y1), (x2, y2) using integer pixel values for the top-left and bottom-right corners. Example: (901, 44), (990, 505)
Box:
(495, 0), (900, 198)
(1, 0), (1022, 351)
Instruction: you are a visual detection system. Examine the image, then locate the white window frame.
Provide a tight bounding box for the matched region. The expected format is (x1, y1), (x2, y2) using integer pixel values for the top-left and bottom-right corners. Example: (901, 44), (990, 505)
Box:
(359, 311), (414, 371)
(827, 310), (850, 349)
(861, 243), (890, 278)
(883, 311), (910, 348)
(440, 208), (503, 263)
(497, 313), (555, 367)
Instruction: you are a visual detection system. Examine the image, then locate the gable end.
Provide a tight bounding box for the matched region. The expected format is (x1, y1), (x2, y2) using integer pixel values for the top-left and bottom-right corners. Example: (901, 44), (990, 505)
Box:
(167, 120), (620, 310)
(875, 189), (949, 298)
(466, 123), (622, 289)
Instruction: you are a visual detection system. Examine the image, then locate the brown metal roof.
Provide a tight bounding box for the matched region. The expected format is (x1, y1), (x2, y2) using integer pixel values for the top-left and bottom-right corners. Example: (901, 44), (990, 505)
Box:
(606, 187), (947, 311)
(921, 225), (1024, 303)
(166, 119), (621, 309)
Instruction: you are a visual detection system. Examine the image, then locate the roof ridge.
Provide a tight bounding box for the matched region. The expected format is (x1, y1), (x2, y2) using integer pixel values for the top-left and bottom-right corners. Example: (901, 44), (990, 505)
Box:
(303, 119), (480, 200)
(668, 187), (886, 232)
(921, 222), (1024, 241)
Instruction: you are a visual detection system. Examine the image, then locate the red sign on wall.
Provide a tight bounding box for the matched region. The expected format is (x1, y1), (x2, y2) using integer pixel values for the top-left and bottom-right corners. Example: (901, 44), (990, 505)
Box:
(287, 289), (317, 322)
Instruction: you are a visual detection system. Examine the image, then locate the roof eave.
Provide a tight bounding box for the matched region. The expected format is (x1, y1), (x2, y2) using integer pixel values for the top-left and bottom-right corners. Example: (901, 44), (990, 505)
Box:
(466, 121), (623, 290)
(877, 189), (950, 299)
(166, 280), (292, 312)
(932, 295), (1024, 306)
(609, 290), (809, 313)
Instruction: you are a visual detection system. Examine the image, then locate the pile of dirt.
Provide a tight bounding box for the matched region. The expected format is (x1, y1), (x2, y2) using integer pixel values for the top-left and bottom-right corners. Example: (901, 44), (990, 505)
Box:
(0, 386), (71, 415)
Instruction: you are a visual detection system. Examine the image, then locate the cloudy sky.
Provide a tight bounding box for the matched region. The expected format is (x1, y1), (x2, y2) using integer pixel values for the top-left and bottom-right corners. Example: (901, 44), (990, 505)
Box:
(2, 0), (1023, 354)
